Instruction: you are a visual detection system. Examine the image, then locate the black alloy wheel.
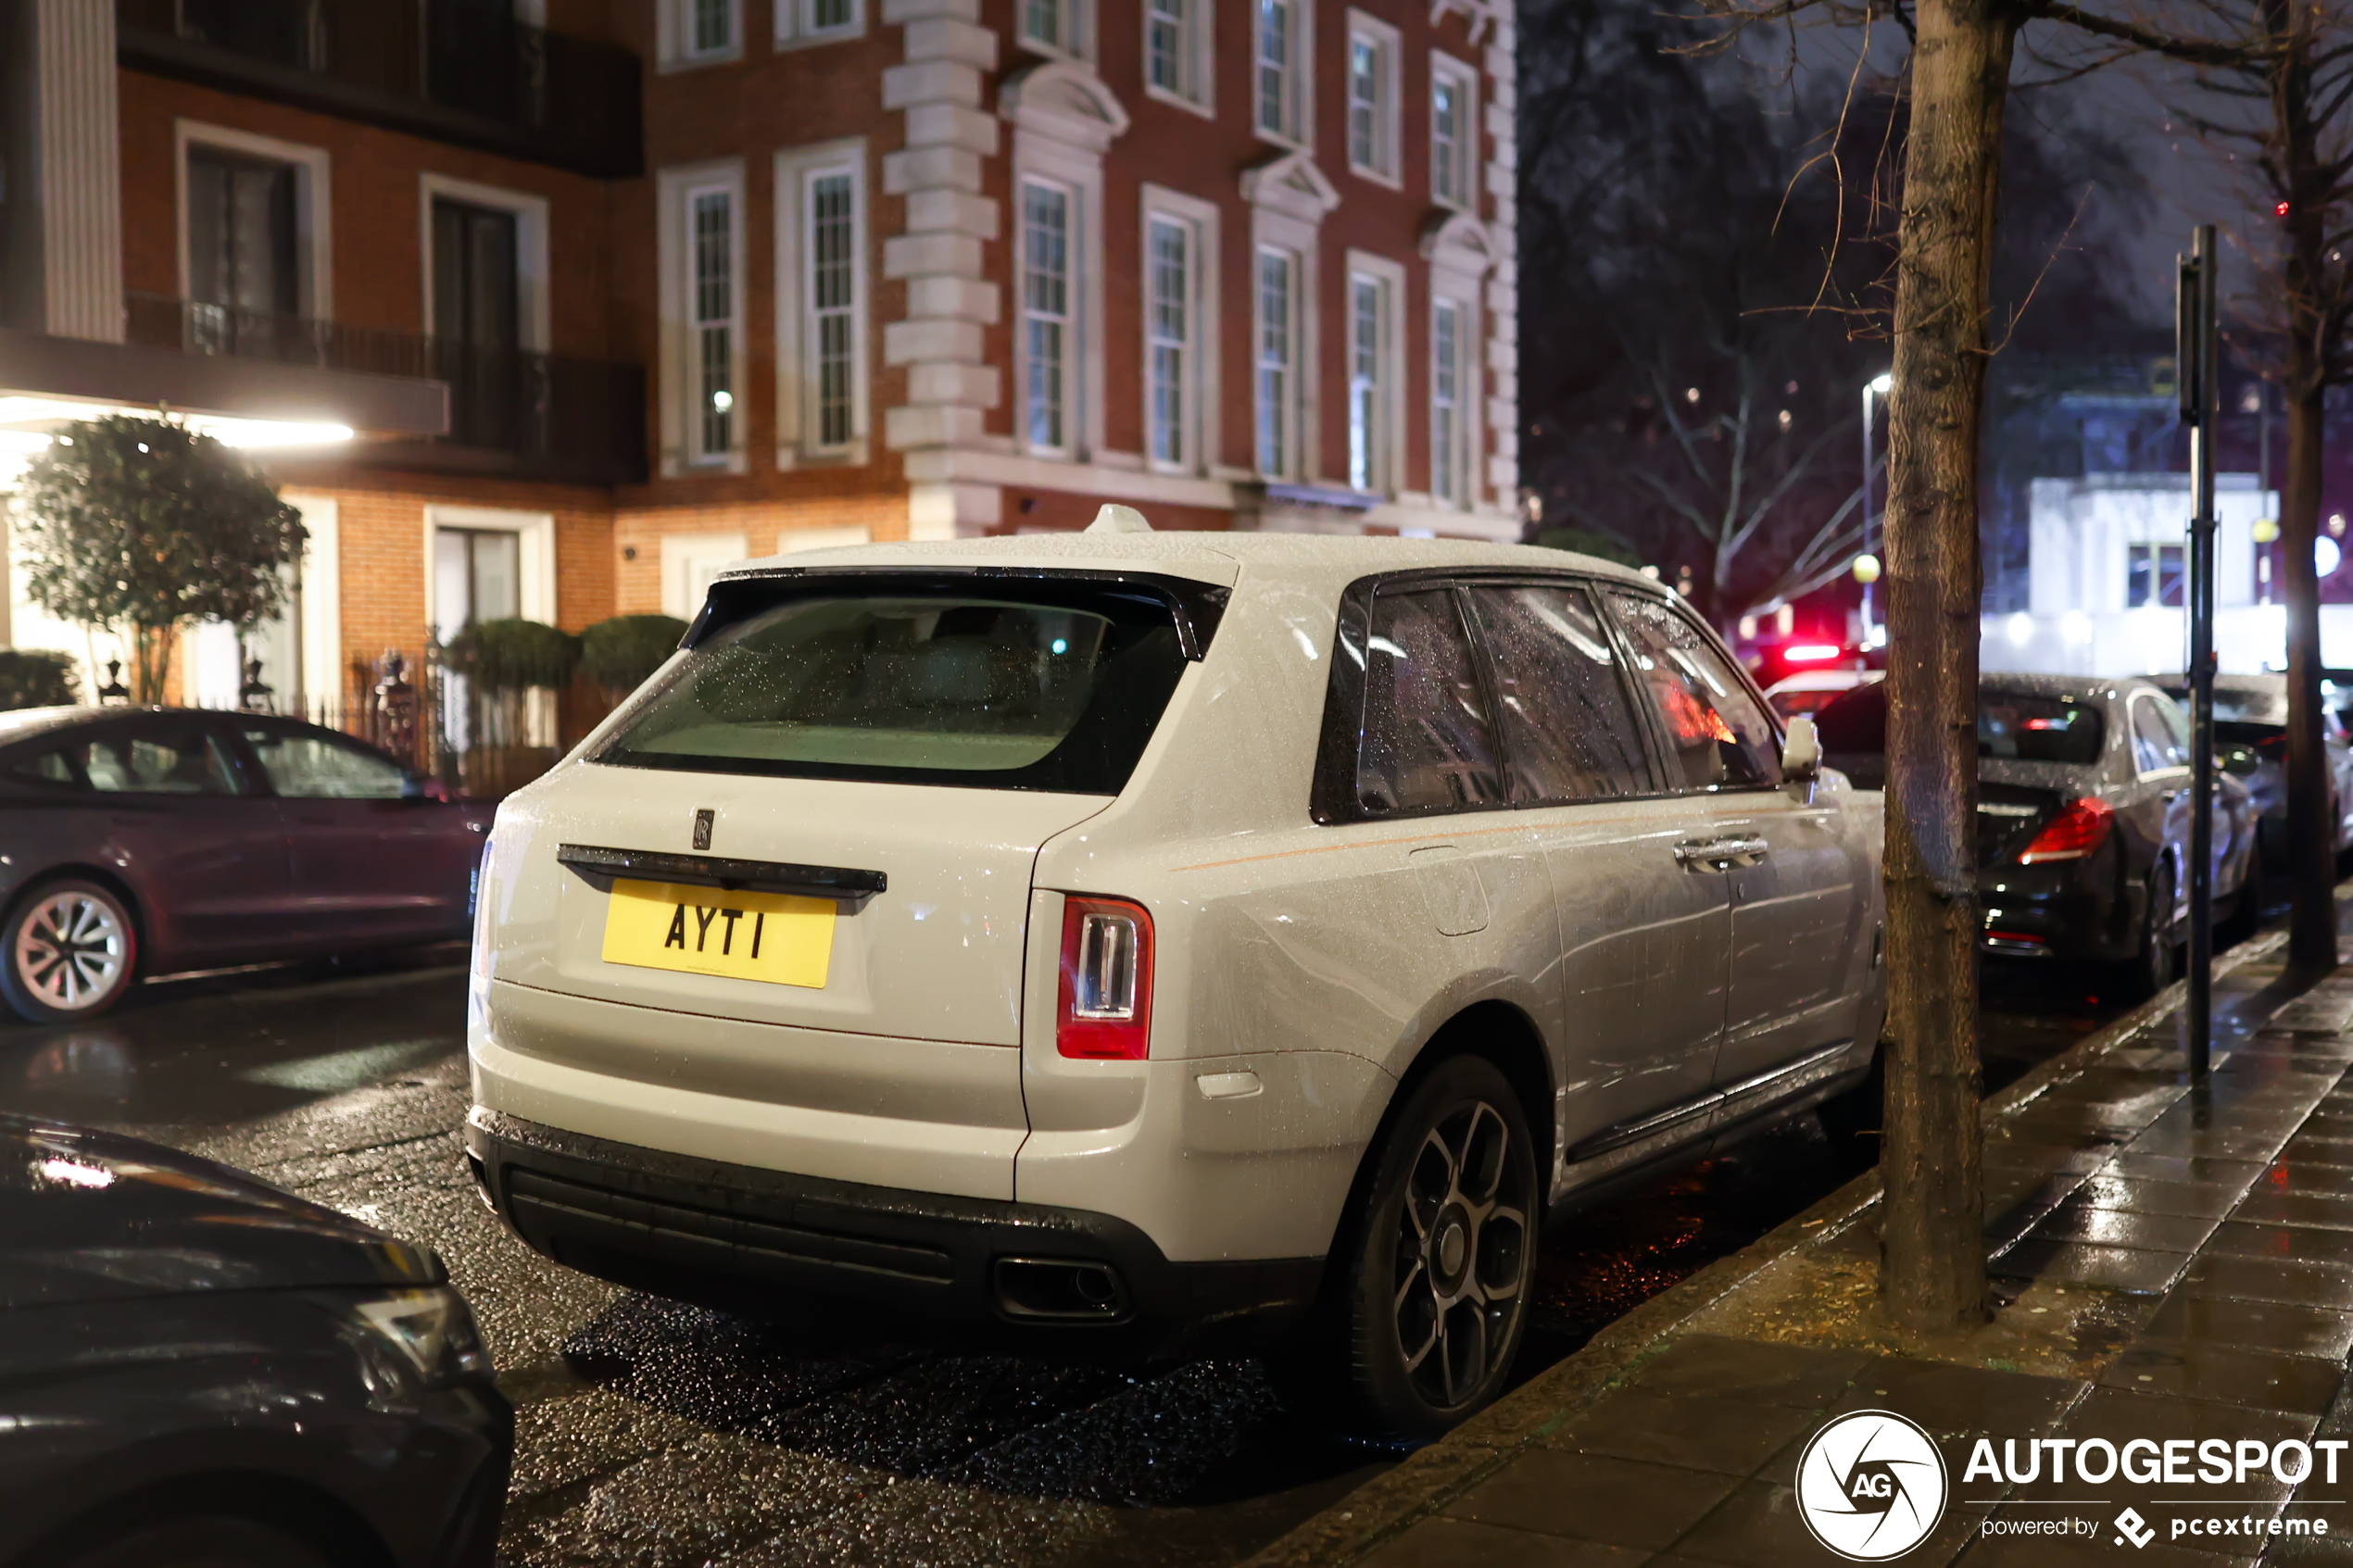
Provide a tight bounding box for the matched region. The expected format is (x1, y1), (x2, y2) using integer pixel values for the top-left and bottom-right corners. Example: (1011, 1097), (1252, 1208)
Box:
(1296, 1054), (1538, 1443)
(2124, 859), (2179, 1002)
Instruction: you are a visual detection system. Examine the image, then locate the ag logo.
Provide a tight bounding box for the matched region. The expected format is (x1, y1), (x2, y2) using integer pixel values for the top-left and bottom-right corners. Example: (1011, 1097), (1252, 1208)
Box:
(1795, 1411), (1949, 1560)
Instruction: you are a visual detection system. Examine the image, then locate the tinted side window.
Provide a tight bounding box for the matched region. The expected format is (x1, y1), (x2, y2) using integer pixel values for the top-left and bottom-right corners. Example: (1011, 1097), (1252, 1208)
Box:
(1608, 594), (1781, 790)
(71, 721), (245, 796)
(1467, 584), (1652, 802)
(1357, 587), (1505, 814)
(242, 727), (408, 799)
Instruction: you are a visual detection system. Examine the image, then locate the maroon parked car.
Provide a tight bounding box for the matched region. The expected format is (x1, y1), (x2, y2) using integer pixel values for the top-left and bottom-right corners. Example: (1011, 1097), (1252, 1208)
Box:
(0, 707), (493, 1022)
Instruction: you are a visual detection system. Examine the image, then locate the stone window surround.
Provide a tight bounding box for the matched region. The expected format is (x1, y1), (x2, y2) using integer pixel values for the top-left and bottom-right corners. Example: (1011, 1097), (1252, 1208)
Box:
(1429, 50), (1478, 213)
(1242, 150), (1339, 485)
(655, 157), (749, 477)
(1343, 248), (1408, 498)
(1423, 210), (1500, 512)
(1142, 0), (1215, 119)
(1343, 10), (1403, 189)
(1003, 60), (1126, 467)
(776, 0), (866, 49)
(1139, 184), (1222, 479)
(1253, 0), (1315, 152)
(1015, 0), (1097, 67)
(658, 0), (744, 69)
(774, 137), (873, 469)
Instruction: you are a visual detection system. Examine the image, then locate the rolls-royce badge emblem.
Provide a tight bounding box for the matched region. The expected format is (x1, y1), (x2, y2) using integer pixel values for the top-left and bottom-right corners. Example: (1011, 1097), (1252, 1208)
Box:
(692, 809), (713, 850)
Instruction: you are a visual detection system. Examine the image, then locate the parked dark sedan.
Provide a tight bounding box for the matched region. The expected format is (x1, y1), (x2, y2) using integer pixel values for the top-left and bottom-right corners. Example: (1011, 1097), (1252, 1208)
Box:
(0, 1115), (510, 1568)
(1814, 673), (2259, 996)
(0, 707), (493, 1022)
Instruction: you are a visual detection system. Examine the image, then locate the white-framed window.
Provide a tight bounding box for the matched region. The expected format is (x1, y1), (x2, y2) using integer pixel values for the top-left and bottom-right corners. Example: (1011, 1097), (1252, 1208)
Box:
(1431, 54), (1478, 210)
(690, 188), (736, 461)
(1345, 13), (1400, 183)
(1345, 259), (1403, 495)
(775, 141), (869, 464)
(1020, 179), (1076, 457)
(1431, 295), (1473, 507)
(668, 0), (739, 61)
(1147, 218), (1192, 470)
(1145, 0), (1214, 112)
(1254, 0), (1310, 146)
(1255, 246), (1300, 478)
(776, 0), (862, 46)
(174, 121), (333, 327)
(1140, 185), (1219, 477)
(658, 160), (746, 472)
(1021, 0), (1091, 60)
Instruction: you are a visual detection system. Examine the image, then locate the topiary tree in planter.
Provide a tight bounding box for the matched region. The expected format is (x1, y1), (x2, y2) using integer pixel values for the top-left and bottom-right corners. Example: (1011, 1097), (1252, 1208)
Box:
(579, 613), (688, 696)
(14, 414), (307, 704)
(0, 649), (79, 710)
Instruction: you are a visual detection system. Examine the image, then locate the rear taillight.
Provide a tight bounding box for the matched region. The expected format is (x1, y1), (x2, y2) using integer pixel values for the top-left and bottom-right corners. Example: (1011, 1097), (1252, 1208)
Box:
(1057, 897), (1154, 1060)
(2018, 797), (2113, 863)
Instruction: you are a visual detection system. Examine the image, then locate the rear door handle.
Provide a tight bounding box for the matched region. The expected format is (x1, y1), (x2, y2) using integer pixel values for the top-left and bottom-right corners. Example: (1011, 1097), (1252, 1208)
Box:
(1674, 836), (1770, 872)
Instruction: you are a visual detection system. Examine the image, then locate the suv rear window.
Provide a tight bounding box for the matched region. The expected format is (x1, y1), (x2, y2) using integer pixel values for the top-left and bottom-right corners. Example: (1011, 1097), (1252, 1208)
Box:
(593, 575), (1203, 793)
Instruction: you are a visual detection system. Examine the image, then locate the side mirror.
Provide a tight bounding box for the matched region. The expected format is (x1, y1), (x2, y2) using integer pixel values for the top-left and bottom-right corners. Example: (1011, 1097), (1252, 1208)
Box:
(1783, 714), (1821, 782)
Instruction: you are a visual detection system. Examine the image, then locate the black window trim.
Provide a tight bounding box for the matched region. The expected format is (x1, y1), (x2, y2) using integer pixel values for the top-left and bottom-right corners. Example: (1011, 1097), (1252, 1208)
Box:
(1310, 567), (1692, 826)
(690, 566), (1233, 662)
(1, 710), (267, 800)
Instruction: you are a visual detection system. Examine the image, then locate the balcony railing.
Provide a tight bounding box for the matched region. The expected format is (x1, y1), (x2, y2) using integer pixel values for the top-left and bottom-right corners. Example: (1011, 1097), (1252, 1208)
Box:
(118, 0), (641, 178)
(125, 293), (648, 486)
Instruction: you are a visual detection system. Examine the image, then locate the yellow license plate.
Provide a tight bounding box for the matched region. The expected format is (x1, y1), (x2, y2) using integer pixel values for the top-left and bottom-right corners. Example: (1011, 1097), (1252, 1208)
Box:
(599, 879), (836, 989)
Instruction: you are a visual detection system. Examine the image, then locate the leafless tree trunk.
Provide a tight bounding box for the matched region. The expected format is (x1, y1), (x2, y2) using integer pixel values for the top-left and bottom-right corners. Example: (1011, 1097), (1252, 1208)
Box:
(2282, 378), (2335, 968)
(1878, 0), (2011, 1335)
(2265, 0), (2343, 972)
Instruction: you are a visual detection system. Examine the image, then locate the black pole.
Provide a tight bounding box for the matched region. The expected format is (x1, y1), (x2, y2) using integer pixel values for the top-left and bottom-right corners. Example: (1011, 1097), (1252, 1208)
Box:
(2183, 226), (2219, 1081)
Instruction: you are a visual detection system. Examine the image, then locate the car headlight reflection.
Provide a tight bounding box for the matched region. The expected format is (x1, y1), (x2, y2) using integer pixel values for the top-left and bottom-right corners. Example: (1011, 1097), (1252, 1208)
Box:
(334, 1286), (494, 1402)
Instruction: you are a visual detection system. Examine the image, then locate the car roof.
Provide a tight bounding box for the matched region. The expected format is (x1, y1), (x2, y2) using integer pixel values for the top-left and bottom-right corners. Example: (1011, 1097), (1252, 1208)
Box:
(721, 525), (1656, 592)
(1764, 670), (1879, 695)
(1981, 672), (2158, 702)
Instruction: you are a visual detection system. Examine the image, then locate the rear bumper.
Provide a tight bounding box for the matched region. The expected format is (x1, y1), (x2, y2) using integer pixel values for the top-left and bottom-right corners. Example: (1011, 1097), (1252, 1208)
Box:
(1978, 864), (2132, 962)
(462, 1107), (1322, 1361)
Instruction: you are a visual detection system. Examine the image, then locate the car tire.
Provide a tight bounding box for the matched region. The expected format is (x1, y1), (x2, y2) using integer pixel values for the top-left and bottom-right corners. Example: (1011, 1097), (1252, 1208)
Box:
(0, 879), (138, 1023)
(1278, 1054), (1538, 1445)
(60, 1515), (333, 1568)
(2122, 860), (2178, 1002)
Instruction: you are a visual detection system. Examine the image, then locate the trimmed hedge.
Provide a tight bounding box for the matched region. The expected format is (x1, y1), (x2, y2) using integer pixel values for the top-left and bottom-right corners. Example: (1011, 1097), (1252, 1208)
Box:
(579, 614), (689, 695)
(446, 618), (580, 694)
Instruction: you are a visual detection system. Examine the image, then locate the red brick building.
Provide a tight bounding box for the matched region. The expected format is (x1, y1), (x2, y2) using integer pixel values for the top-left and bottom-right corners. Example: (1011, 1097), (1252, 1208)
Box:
(0, 0), (1518, 721)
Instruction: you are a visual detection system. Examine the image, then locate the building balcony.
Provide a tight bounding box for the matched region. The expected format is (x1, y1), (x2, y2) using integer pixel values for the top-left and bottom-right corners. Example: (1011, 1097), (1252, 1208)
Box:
(126, 294), (648, 487)
(117, 0), (641, 178)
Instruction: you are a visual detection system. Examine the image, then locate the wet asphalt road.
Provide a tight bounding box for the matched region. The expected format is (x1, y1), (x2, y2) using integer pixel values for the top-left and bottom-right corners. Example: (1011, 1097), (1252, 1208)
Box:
(0, 930), (2254, 1567)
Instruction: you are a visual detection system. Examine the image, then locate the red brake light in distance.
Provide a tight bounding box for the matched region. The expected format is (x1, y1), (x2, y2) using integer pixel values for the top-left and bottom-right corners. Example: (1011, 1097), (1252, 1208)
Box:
(1057, 897), (1154, 1060)
(1783, 644), (1844, 664)
(2017, 797), (2114, 864)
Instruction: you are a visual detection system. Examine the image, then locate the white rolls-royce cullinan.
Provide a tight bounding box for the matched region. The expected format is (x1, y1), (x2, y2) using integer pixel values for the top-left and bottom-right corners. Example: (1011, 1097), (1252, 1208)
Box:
(463, 507), (1884, 1440)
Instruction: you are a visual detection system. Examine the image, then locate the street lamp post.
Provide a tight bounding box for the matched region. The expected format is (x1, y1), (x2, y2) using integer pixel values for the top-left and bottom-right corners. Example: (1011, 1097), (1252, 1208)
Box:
(1861, 372), (1892, 642)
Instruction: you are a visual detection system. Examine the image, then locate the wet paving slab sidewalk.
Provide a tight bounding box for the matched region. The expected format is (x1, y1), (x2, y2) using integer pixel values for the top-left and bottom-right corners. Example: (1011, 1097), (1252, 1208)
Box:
(1250, 909), (2353, 1568)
